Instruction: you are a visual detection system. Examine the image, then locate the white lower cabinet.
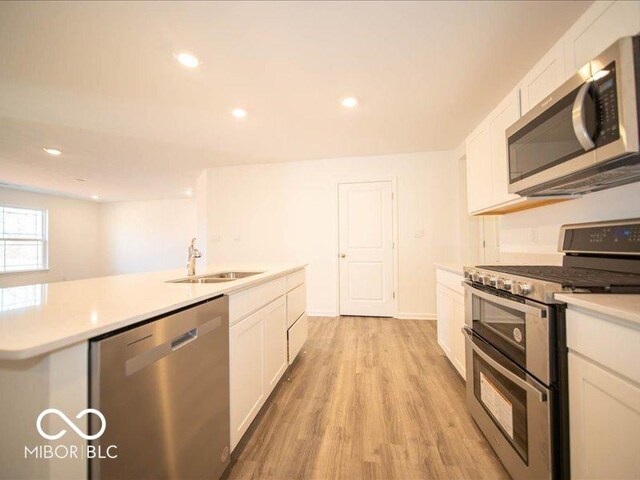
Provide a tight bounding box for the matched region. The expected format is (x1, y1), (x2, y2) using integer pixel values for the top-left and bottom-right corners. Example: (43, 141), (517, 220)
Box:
(436, 269), (466, 378)
(229, 269), (306, 451)
(569, 352), (640, 479)
(567, 307), (640, 479)
(229, 307), (266, 450)
(263, 297), (288, 392)
(229, 297), (288, 451)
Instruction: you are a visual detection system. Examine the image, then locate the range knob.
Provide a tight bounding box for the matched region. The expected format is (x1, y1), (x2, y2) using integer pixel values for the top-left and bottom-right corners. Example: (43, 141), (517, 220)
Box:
(483, 275), (497, 287)
(513, 282), (533, 296)
(472, 271), (483, 283)
(464, 270), (472, 280)
(496, 278), (512, 291)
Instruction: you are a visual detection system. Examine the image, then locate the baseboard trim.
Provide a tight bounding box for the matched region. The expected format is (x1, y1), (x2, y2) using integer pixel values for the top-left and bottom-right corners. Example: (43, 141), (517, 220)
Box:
(395, 313), (436, 320)
(306, 310), (339, 318)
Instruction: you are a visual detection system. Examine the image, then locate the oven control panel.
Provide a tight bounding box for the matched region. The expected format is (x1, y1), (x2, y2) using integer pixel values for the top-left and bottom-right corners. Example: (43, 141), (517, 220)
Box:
(561, 219), (640, 255)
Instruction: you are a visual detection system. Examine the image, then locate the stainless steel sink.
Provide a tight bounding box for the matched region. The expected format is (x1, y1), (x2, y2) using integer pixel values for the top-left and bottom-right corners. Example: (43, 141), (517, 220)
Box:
(207, 271), (263, 280)
(169, 271), (263, 284)
(172, 277), (234, 284)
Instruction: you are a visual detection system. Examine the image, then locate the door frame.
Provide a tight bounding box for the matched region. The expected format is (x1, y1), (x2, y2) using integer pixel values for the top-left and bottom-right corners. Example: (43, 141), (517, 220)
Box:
(335, 177), (399, 318)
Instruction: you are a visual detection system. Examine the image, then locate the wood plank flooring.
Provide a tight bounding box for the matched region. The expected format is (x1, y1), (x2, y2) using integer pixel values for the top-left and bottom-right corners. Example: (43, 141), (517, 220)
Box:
(226, 317), (509, 480)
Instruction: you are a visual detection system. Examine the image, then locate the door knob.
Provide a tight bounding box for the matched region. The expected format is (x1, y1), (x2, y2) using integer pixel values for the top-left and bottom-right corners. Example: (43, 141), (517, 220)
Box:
(340, 253), (346, 258)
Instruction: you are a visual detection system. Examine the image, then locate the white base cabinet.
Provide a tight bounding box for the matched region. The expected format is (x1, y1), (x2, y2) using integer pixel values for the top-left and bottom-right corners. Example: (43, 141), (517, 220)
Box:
(436, 269), (466, 378)
(567, 307), (640, 479)
(228, 269), (306, 451)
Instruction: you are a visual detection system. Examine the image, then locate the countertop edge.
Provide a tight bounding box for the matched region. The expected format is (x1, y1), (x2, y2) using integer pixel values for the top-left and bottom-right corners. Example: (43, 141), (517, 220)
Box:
(555, 293), (640, 327)
(0, 264), (306, 361)
(434, 263), (465, 276)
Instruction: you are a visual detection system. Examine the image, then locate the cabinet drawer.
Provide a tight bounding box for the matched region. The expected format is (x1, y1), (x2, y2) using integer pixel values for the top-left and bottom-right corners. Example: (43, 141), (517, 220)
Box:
(229, 277), (286, 326)
(288, 314), (308, 365)
(436, 269), (464, 295)
(286, 269), (305, 292)
(567, 308), (640, 385)
(286, 283), (306, 328)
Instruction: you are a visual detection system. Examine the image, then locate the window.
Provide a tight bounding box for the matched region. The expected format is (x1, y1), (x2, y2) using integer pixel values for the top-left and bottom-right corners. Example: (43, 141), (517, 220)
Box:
(0, 206), (48, 273)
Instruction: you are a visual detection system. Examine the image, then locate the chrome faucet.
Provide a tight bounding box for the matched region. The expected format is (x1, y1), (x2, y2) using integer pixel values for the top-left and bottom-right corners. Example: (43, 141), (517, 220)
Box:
(187, 238), (202, 276)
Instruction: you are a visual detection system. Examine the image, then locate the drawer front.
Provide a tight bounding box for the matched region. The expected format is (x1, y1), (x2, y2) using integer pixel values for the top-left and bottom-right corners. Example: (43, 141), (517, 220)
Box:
(288, 314), (308, 365)
(286, 269), (305, 292)
(286, 283), (306, 328)
(567, 308), (640, 385)
(436, 269), (464, 295)
(229, 277), (286, 326)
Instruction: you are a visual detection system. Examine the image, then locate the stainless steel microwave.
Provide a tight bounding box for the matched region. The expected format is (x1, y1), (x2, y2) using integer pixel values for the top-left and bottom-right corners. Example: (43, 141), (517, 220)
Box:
(506, 35), (640, 197)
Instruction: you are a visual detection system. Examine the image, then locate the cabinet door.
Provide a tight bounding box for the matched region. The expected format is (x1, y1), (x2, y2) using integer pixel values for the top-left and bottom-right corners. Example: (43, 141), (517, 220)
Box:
(520, 42), (567, 114)
(436, 284), (452, 357)
(263, 297), (288, 394)
(229, 309), (264, 450)
(565, 0), (640, 74)
(489, 90), (520, 206)
(569, 352), (640, 479)
(465, 125), (492, 213)
(451, 293), (466, 378)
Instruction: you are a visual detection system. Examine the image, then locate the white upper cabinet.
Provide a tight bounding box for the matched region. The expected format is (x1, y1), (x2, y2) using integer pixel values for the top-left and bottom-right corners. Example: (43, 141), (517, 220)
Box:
(489, 89), (520, 205)
(466, 88), (520, 214)
(564, 0), (640, 75)
(520, 41), (567, 114)
(463, 0), (639, 216)
(466, 123), (492, 213)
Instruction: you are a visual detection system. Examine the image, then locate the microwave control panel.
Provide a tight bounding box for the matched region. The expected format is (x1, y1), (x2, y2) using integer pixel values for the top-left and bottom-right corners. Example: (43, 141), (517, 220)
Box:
(593, 61), (620, 148)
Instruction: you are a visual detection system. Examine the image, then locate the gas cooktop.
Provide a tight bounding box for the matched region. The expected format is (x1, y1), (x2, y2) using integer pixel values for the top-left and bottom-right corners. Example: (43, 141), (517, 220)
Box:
(464, 218), (640, 304)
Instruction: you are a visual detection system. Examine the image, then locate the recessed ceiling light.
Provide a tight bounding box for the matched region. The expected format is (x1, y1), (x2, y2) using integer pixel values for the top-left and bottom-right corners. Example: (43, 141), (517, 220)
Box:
(91, 195), (99, 200)
(176, 52), (200, 68)
(43, 148), (61, 156)
(184, 189), (193, 197)
(231, 108), (248, 118)
(341, 96), (358, 108)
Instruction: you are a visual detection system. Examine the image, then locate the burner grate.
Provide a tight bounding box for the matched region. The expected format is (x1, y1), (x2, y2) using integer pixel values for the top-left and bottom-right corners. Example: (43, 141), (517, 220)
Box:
(481, 265), (640, 290)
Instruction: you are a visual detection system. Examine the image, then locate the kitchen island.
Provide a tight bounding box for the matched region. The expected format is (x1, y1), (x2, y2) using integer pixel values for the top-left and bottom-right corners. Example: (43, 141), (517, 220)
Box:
(0, 263), (306, 480)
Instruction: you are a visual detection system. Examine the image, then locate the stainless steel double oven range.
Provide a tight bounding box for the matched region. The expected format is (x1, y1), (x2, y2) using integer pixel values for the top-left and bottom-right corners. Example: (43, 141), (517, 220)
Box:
(463, 219), (640, 479)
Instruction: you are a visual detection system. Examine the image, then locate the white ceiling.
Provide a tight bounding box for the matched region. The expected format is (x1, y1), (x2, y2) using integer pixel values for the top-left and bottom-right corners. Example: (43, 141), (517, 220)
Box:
(0, 1), (591, 201)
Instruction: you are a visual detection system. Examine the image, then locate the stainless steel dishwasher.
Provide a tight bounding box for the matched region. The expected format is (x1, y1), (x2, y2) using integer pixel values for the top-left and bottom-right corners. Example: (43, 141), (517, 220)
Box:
(89, 295), (229, 480)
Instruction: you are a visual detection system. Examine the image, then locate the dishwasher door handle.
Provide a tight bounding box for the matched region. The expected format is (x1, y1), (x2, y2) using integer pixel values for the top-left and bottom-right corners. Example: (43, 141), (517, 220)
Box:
(171, 328), (198, 351)
(125, 316), (221, 376)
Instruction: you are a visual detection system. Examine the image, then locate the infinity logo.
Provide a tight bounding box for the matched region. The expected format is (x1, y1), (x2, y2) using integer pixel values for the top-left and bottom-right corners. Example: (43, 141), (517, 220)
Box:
(36, 408), (106, 441)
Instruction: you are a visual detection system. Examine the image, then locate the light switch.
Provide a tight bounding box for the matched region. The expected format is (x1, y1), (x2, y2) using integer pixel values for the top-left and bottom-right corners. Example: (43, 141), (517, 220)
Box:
(415, 229), (425, 238)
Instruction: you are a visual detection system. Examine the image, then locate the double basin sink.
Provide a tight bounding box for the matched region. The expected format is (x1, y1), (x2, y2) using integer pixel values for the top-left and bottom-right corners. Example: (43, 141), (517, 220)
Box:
(169, 271), (263, 284)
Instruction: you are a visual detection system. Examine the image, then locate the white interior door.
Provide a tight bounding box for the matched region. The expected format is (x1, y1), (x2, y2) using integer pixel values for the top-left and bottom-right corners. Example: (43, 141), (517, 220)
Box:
(338, 181), (394, 317)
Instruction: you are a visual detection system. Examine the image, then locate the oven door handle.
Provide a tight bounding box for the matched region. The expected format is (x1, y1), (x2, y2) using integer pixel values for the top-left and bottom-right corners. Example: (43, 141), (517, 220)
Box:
(464, 283), (547, 318)
(462, 327), (548, 403)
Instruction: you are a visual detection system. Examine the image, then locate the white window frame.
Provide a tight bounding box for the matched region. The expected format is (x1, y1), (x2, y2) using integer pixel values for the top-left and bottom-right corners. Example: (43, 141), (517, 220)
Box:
(0, 205), (49, 275)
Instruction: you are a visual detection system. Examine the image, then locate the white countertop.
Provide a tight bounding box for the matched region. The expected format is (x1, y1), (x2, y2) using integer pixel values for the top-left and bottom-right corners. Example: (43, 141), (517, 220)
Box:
(0, 264), (305, 360)
(555, 293), (640, 326)
(434, 263), (465, 276)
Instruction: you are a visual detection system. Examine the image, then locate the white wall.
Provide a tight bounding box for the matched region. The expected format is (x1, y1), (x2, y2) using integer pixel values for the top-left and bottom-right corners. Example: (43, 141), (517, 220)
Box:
(99, 199), (197, 275)
(499, 182), (640, 259)
(198, 151), (464, 318)
(0, 187), (102, 287)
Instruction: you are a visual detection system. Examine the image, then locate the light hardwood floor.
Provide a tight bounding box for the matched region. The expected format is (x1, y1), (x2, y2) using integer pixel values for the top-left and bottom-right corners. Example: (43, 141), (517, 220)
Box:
(226, 316), (509, 480)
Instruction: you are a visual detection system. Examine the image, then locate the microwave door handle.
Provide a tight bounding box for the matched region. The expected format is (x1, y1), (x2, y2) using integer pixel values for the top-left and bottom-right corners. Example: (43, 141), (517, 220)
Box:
(462, 328), (547, 403)
(572, 82), (596, 151)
